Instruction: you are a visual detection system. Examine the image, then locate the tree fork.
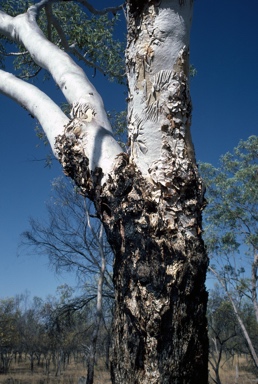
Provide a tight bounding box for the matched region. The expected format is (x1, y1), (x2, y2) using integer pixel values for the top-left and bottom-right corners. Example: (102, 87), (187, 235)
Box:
(55, 137), (209, 383)
(54, 0), (209, 382)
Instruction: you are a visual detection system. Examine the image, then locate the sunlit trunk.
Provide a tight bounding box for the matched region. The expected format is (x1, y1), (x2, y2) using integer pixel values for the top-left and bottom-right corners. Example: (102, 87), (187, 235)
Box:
(96, 1), (208, 382)
(0, 1), (209, 382)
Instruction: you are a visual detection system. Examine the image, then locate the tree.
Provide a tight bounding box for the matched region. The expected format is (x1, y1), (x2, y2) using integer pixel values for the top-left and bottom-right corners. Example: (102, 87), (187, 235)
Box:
(21, 177), (114, 384)
(0, 297), (22, 374)
(0, 1), (208, 383)
(200, 135), (258, 371)
(207, 286), (240, 384)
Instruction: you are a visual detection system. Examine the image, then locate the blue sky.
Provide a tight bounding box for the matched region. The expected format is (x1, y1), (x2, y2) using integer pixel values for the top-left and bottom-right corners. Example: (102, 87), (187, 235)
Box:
(0, 0), (257, 300)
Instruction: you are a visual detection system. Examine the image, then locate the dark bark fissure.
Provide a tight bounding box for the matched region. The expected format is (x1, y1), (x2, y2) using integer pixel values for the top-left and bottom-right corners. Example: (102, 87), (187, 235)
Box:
(55, 135), (209, 383)
(100, 156), (208, 383)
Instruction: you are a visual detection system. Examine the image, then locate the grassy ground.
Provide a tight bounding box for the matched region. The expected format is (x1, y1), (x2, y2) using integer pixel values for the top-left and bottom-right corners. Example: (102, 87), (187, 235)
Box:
(0, 356), (111, 384)
(209, 355), (258, 384)
(1, 354), (257, 383)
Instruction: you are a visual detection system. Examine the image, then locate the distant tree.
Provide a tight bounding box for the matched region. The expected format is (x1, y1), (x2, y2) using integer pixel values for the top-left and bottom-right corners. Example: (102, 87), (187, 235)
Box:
(0, 297), (22, 373)
(0, 1), (208, 382)
(201, 135), (258, 369)
(21, 177), (113, 294)
(208, 286), (239, 384)
(21, 177), (113, 383)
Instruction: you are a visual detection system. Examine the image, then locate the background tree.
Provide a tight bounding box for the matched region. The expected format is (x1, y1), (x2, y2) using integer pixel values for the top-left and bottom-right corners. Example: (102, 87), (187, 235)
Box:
(201, 135), (258, 371)
(208, 286), (240, 384)
(0, 289), (108, 379)
(0, 1), (208, 382)
(21, 178), (113, 384)
(0, 297), (22, 374)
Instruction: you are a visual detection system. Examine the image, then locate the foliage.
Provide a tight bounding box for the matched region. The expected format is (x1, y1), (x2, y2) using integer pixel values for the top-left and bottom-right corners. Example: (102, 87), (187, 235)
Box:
(0, 0), (125, 82)
(0, 289), (110, 376)
(200, 135), (258, 257)
(201, 136), (258, 374)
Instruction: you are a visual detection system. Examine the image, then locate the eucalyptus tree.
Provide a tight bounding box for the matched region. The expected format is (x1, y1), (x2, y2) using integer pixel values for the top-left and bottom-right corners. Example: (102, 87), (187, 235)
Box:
(0, 297), (22, 374)
(0, 1), (208, 383)
(201, 135), (258, 370)
(207, 287), (240, 384)
(21, 177), (114, 384)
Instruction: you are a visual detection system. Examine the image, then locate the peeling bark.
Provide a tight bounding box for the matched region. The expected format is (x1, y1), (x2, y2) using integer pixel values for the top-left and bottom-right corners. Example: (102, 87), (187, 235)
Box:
(0, 0), (209, 382)
(101, 158), (208, 384)
(56, 144), (208, 383)
(54, 1), (209, 383)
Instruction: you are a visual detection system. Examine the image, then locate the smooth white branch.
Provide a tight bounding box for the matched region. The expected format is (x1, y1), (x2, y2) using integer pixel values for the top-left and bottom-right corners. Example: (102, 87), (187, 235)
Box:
(0, 69), (68, 155)
(0, 7), (112, 133)
(0, 5), (123, 177)
(44, 6), (107, 76)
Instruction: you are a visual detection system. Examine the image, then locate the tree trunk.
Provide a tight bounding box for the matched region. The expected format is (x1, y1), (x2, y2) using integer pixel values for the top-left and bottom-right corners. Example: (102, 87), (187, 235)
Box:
(107, 1), (208, 382)
(0, 0), (209, 382)
(209, 266), (258, 370)
(252, 252), (258, 323)
(86, 225), (106, 384)
(56, 1), (209, 381)
(97, 154), (208, 384)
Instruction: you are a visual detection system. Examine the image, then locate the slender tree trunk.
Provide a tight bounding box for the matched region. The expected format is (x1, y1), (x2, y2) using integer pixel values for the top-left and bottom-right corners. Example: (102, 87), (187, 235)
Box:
(209, 266), (258, 370)
(252, 252), (258, 323)
(86, 225), (106, 384)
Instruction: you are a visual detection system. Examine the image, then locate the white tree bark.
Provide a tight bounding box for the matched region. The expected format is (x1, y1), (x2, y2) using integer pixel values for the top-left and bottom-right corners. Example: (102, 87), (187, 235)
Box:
(0, 69), (68, 155)
(125, 1), (199, 243)
(0, 6), (123, 177)
(0, 1), (209, 382)
(126, 0), (194, 175)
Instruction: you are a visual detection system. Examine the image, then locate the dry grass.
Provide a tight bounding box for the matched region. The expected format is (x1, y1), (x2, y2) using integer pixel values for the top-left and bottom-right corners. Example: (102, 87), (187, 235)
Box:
(209, 355), (258, 384)
(1, 354), (258, 384)
(0, 356), (111, 384)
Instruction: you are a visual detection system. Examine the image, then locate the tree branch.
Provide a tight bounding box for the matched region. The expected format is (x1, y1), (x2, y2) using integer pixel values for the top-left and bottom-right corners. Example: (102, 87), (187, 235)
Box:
(44, 7), (107, 76)
(0, 6), (124, 175)
(0, 69), (68, 155)
(209, 265), (258, 369)
(0, 7), (113, 131)
(0, 50), (28, 56)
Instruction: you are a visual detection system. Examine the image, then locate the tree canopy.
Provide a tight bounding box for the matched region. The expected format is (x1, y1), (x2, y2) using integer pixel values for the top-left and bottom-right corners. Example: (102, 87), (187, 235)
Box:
(201, 135), (258, 257)
(201, 135), (258, 371)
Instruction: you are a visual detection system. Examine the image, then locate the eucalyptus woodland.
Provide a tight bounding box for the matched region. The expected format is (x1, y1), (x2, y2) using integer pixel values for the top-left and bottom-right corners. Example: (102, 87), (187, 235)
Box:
(0, 1), (208, 383)
(21, 177), (114, 384)
(201, 136), (258, 371)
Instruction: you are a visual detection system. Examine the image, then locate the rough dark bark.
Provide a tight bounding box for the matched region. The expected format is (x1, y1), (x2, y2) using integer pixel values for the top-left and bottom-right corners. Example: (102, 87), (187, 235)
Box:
(99, 155), (208, 384)
(55, 139), (209, 383)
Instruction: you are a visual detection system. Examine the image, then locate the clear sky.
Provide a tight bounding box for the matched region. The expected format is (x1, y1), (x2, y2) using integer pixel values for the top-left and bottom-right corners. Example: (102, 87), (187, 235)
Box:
(0, 0), (257, 300)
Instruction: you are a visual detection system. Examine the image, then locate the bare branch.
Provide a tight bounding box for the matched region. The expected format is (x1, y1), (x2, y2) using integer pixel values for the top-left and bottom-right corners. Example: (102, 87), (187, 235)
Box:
(43, 8), (110, 77)
(209, 265), (258, 369)
(18, 66), (42, 79)
(45, 3), (53, 41)
(0, 50), (28, 56)
(69, 44), (107, 76)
